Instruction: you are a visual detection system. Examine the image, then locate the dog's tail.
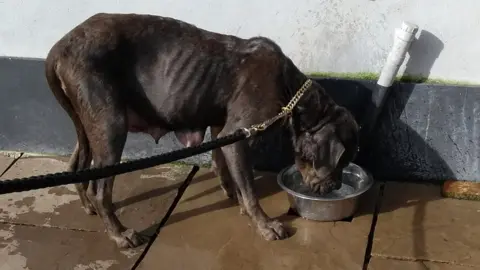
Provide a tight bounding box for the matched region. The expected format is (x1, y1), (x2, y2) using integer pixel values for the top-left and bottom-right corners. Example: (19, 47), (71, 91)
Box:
(45, 50), (90, 169)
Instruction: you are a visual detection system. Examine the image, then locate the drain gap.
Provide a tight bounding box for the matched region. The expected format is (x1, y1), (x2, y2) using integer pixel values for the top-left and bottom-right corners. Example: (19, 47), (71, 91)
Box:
(130, 166), (199, 270)
(362, 181), (385, 270)
(0, 220), (98, 232)
(0, 152), (23, 177)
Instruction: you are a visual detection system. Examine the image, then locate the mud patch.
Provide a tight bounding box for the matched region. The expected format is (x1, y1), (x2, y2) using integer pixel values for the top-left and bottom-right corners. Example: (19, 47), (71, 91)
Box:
(13, 197), (35, 208)
(0, 225), (14, 240)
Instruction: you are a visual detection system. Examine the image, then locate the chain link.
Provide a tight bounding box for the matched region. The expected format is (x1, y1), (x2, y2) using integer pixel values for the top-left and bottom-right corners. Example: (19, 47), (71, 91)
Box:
(243, 78), (312, 137)
(282, 78), (313, 113)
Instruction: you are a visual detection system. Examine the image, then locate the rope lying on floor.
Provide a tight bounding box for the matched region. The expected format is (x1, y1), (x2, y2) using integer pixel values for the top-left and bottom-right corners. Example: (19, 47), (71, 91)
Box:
(0, 129), (246, 195)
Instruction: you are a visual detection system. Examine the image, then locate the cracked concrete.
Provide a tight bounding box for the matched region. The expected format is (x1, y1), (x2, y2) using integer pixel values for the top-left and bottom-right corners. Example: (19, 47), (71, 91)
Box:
(1, 156), (480, 269)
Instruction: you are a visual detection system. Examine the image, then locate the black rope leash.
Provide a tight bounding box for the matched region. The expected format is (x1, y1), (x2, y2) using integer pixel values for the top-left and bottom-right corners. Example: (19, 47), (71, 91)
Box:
(0, 129), (246, 195)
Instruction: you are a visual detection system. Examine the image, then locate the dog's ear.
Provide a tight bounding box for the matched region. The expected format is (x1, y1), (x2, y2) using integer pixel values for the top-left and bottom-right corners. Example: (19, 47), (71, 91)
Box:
(328, 135), (345, 167)
(312, 125), (345, 167)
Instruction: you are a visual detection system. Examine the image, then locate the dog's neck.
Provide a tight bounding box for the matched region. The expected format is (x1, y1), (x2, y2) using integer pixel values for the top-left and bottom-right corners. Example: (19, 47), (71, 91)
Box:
(287, 81), (336, 139)
(280, 58), (336, 139)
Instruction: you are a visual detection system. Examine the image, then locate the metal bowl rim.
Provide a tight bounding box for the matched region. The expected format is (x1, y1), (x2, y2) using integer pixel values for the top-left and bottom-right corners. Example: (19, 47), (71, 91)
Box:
(276, 162), (374, 202)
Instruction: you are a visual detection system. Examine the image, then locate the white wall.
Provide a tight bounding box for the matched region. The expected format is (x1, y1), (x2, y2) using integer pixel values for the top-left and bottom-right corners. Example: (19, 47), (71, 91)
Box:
(0, 0), (478, 82)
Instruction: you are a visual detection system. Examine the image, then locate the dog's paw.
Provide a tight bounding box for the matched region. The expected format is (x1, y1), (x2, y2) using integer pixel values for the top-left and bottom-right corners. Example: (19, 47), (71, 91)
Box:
(210, 163), (219, 176)
(80, 199), (97, 215)
(112, 229), (148, 248)
(220, 182), (235, 199)
(82, 204), (97, 215)
(257, 219), (288, 241)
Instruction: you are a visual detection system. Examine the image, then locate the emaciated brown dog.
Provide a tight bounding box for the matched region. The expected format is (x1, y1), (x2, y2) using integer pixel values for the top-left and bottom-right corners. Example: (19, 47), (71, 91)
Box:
(45, 13), (360, 248)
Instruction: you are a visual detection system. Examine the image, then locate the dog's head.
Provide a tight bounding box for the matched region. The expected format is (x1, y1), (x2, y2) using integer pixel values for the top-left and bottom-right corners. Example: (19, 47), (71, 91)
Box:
(293, 104), (359, 195)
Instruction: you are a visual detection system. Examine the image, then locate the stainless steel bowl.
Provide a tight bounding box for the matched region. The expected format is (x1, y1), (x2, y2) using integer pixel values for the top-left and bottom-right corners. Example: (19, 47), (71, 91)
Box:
(277, 162), (374, 221)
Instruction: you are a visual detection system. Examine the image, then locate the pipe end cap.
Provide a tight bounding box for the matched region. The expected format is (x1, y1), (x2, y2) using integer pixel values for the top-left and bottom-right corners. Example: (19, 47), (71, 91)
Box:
(401, 21), (419, 34)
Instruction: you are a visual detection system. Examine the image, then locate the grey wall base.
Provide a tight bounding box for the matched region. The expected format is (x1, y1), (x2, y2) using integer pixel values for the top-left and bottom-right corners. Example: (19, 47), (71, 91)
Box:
(1, 57), (479, 182)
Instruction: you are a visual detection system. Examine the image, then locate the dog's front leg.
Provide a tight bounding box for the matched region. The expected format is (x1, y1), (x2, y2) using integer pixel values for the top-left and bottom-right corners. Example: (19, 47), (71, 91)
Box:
(210, 126), (243, 203)
(219, 138), (288, 241)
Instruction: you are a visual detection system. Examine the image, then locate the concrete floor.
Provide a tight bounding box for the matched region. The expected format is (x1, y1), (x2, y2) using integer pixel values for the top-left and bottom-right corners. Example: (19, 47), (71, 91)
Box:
(1, 155), (480, 270)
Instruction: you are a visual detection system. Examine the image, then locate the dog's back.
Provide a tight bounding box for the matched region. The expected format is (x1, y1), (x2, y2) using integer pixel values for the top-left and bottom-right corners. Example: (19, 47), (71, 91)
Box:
(46, 13), (302, 132)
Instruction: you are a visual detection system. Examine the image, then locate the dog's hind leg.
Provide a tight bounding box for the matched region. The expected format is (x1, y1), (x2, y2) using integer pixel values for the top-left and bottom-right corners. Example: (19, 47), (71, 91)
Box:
(77, 77), (146, 248)
(45, 64), (95, 215)
(66, 108), (94, 215)
(211, 126), (245, 214)
(68, 140), (94, 215)
(211, 126), (235, 197)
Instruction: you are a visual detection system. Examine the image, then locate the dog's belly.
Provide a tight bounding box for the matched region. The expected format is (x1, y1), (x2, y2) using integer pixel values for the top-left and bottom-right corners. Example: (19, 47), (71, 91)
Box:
(126, 108), (206, 147)
(173, 130), (206, 147)
(126, 108), (168, 143)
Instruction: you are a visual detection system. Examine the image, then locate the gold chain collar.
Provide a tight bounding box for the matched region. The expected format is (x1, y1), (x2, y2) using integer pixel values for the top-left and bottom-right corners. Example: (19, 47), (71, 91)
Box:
(243, 78), (313, 138)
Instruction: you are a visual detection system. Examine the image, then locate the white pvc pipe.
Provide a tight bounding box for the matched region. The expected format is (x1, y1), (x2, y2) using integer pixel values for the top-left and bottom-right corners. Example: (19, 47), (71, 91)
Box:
(377, 21), (419, 88)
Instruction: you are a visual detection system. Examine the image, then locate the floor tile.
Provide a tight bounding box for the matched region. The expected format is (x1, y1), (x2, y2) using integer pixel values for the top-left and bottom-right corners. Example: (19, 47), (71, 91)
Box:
(373, 182), (480, 266)
(1, 223), (136, 270)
